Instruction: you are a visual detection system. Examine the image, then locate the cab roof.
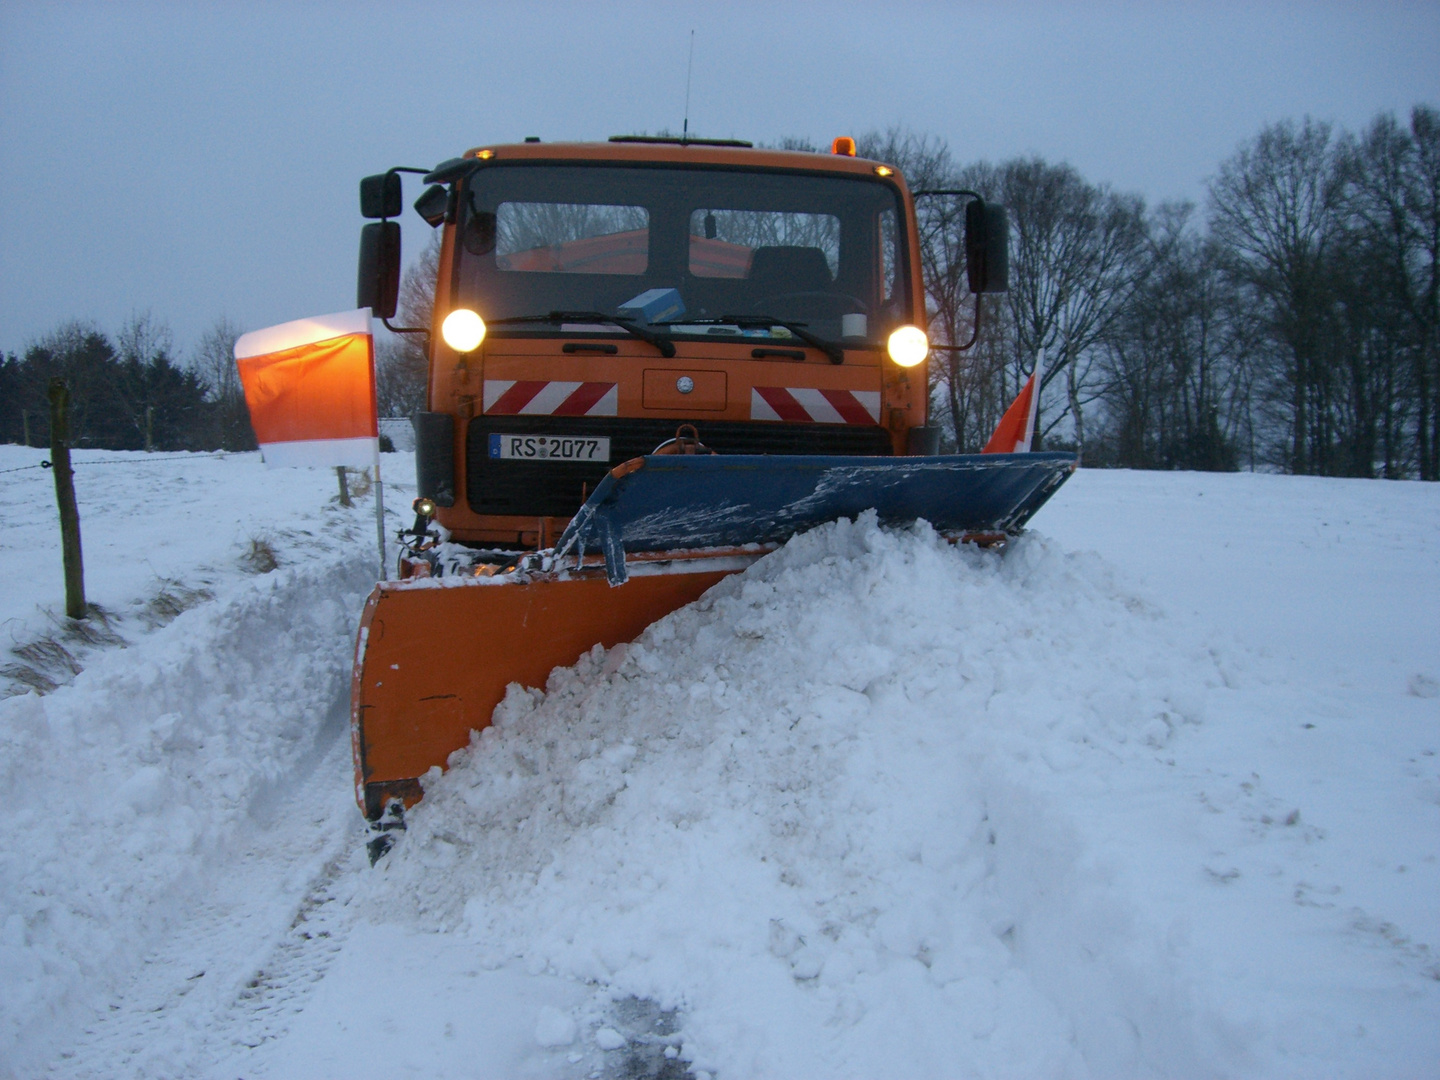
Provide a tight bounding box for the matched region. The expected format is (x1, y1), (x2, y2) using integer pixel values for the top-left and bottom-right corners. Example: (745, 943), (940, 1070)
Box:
(458, 139), (907, 186)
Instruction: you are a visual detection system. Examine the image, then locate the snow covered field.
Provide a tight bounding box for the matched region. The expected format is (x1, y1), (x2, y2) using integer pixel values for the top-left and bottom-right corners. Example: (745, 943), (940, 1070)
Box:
(1, 445), (1436, 1079)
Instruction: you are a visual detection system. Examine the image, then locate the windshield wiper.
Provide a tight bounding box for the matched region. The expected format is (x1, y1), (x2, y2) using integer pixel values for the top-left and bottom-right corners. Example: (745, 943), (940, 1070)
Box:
(487, 311), (675, 358)
(671, 315), (845, 365)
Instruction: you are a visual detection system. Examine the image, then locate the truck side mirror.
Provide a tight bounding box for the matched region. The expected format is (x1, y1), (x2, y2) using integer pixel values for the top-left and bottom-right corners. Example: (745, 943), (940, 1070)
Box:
(965, 200), (1010, 294)
(358, 222), (401, 318)
(413, 184), (449, 228)
(360, 173), (403, 219)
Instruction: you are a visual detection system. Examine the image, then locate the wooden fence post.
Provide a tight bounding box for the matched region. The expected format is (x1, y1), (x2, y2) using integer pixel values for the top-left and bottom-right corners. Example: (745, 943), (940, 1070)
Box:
(336, 465), (352, 507)
(48, 378), (86, 620)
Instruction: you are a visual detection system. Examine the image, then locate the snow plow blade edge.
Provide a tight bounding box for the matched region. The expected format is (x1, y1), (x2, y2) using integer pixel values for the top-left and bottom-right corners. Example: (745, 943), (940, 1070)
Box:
(560, 452), (1078, 584)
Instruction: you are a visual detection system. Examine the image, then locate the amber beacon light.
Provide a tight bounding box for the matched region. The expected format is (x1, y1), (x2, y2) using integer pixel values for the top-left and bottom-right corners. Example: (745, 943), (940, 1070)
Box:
(887, 326), (929, 367)
(441, 309), (486, 353)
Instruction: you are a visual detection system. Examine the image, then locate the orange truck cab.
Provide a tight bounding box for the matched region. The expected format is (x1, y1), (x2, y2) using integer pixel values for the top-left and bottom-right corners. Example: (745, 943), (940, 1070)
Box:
(361, 136), (943, 553)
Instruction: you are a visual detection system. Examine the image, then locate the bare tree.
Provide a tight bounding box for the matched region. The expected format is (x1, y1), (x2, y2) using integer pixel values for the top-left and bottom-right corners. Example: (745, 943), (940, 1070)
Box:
(856, 127), (953, 192)
(1411, 105), (1440, 480)
(1342, 106), (1440, 479)
(193, 316), (254, 450)
(852, 135), (1150, 455)
(112, 311), (177, 450)
(998, 159), (1147, 454)
(374, 233), (440, 418)
(776, 136), (820, 152)
(1210, 118), (1344, 473)
(856, 129), (1011, 450)
(375, 337), (426, 417)
(115, 311), (173, 368)
(1096, 204), (1250, 469)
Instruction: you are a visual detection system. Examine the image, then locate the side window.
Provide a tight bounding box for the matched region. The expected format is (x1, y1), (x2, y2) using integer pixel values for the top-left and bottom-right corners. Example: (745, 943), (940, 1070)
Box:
(879, 207), (899, 305)
(494, 202), (649, 274)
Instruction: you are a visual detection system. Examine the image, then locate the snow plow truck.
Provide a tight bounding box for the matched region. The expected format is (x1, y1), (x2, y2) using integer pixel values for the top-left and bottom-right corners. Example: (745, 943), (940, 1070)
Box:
(348, 135), (1076, 825)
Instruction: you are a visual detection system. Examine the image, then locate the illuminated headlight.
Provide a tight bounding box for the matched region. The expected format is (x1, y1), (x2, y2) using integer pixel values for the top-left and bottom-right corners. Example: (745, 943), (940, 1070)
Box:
(413, 496), (437, 518)
(887, 325), (929, 367)
(441, 309), (486, 353)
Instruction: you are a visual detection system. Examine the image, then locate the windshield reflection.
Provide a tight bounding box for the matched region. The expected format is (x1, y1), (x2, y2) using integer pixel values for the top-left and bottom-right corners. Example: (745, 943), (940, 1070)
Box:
(456, 164), (908, 344)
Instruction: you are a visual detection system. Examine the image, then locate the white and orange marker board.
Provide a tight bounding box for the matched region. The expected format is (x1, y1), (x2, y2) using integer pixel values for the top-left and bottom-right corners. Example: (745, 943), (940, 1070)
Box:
(234, 308), (378, 468)
(982, 350), (1045, 455)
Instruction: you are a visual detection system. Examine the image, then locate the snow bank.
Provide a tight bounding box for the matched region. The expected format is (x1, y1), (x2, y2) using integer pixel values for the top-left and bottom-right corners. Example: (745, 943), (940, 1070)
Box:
(367, 515), (1247, 1077)
(0, 553), (375, 1055)
(0, 448), (404, 1069)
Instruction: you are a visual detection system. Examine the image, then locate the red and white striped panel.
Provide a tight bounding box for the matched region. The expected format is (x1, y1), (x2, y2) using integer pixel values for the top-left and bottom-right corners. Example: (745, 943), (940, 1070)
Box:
(750, 386), (881, 425)
(484, 380), (618, 416)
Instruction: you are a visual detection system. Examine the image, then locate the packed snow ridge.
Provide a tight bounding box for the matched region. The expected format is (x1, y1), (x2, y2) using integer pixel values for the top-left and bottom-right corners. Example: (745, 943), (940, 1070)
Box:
(369, 510), (1437, 1079)
(373, 517), (1209, 1076)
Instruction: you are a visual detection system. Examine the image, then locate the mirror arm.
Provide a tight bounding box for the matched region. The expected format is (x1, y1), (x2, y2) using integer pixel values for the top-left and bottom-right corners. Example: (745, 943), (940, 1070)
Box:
(424, 158), (484, 185)
(925, 296), (983, 353)
(913, 189), (983, 201)
(382, 319), (430, 341)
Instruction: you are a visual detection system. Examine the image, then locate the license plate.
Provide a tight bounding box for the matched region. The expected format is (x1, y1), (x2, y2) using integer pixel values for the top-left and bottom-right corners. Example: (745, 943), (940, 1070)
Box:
(488, 433), (611, 462)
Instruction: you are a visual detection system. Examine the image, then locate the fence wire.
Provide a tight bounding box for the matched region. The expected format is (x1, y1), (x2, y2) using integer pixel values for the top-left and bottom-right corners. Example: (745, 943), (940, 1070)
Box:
(0, 451), (235, 476)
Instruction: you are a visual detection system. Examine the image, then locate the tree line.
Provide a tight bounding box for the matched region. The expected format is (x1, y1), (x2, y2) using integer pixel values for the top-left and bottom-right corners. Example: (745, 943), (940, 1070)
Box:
(856, 104), (1438, 478)
(387, 107), (1439, 478)
(5, 104), (1435, 479)
(0, 314), (254, 452)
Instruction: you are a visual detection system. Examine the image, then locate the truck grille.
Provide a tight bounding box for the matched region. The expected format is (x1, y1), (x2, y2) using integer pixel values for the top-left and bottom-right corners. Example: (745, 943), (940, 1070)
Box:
(466, 416), (893, 518)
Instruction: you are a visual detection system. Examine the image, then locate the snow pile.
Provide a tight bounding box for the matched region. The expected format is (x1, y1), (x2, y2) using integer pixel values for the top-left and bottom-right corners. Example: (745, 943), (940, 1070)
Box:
(0, 448), (400, 1063)
(0, 555), (374, 1047)
(369, 515), (1246, 1077)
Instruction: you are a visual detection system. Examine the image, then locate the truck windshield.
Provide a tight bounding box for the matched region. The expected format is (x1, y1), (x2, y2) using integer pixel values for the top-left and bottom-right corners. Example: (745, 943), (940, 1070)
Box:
(455, 164), (908, 345)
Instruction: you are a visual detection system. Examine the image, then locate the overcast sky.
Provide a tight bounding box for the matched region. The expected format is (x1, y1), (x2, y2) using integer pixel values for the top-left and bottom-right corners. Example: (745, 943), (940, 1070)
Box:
(2, 1), (1437, 358)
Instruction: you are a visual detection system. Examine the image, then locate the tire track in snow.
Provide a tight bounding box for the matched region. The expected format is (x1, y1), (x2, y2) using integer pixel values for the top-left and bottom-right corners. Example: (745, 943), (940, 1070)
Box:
(221, 822), (367, 1060)
(40, 735), (365, 1079)
(12, 543), (380, 1078)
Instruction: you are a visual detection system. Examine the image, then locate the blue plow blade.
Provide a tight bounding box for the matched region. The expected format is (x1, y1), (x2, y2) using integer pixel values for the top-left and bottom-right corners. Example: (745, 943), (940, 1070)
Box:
(555, 452), (1078, 585)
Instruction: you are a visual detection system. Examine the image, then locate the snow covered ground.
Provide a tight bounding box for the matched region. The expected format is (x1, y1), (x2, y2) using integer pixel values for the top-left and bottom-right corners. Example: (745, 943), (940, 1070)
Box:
(1, 446), (1436, 1079)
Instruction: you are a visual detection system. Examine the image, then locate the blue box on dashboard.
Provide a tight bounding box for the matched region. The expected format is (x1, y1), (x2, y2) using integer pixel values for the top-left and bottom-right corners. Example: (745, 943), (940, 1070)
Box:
(617, 288), (685, 325)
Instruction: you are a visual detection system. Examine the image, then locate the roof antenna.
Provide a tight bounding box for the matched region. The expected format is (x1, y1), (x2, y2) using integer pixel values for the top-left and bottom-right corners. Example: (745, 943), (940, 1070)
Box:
(682, 29), (695, 144)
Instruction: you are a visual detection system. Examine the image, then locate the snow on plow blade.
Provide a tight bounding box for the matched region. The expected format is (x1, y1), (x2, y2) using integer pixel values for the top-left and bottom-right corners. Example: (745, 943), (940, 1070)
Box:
(559, 452), (1079, 584)
(351, 451), (1075, 819)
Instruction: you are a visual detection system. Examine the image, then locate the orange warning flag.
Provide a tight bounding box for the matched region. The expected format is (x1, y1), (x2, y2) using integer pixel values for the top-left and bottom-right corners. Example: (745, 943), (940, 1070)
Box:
(982, 351), (1044, 454)
(234, 309), (378, 467)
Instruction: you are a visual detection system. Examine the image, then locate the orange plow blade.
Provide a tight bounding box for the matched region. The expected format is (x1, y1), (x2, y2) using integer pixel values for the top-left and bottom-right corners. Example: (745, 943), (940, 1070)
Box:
(349, 555), (754, 819)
